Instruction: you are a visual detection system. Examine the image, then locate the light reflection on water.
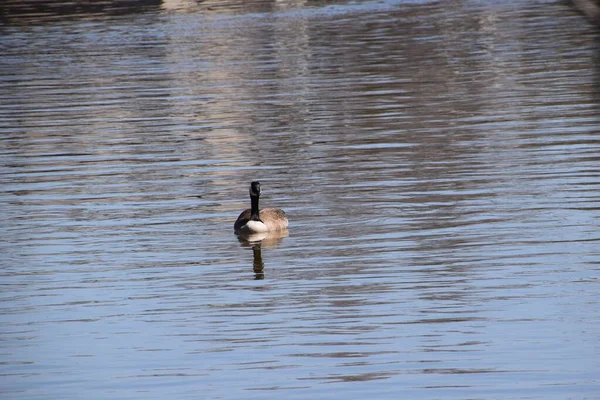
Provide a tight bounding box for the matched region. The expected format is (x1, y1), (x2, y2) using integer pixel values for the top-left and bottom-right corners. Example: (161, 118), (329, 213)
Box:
(1, 0), (599, 399)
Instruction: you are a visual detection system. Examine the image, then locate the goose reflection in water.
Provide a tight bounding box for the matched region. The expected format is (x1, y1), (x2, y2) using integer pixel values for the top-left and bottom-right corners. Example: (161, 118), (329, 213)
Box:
(237, 229), (288, 280)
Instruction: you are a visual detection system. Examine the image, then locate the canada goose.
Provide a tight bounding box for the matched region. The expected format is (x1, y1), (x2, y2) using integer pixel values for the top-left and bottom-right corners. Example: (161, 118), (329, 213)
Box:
(234, 181), (288, 234)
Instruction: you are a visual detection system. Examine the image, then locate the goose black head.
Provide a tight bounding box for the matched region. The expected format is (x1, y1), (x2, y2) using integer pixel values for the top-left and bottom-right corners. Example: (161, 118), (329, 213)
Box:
(250, 181), (261, 198)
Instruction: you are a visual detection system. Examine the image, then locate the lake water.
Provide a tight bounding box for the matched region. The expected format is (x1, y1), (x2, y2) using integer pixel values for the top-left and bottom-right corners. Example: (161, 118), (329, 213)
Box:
(1, 0), (599, 399)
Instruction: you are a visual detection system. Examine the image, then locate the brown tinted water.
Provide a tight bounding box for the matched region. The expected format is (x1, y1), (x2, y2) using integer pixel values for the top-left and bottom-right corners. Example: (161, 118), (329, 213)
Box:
(1, 1), (599, 399)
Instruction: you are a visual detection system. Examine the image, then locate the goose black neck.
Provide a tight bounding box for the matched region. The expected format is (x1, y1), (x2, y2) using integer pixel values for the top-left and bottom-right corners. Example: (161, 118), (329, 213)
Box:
(250, 195), (260, 220)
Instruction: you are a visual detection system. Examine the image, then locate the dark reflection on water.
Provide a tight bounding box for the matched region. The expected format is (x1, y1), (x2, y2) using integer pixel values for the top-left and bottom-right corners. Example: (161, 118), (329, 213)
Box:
(237, 230), (288, 279)
(1, 0), (599, 399)
(0, 0), (161, 25)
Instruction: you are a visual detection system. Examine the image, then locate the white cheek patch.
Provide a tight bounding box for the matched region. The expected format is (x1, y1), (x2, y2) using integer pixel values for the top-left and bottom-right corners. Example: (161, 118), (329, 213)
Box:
(244, 220), (268, 233)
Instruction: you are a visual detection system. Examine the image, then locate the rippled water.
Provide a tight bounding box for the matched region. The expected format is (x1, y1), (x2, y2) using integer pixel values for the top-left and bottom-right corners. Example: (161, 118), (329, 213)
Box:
(1, 0), (599, 399)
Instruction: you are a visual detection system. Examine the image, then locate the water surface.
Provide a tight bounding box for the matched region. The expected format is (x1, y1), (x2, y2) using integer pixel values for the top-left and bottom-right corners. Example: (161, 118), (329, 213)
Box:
(1, 0), (599, 399)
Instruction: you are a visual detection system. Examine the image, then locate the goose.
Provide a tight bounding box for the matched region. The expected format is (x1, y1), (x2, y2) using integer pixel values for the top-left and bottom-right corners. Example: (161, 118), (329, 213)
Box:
(234, 181), (288, 234)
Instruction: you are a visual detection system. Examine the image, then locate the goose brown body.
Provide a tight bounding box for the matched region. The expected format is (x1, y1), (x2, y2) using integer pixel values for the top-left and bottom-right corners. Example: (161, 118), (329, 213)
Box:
(234, 181), (288, 234)
(234, 208), (288, 233)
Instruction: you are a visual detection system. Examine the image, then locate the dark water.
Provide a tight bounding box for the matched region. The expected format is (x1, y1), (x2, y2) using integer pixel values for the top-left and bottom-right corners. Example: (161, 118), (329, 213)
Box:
(1, 0), (599, 399)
